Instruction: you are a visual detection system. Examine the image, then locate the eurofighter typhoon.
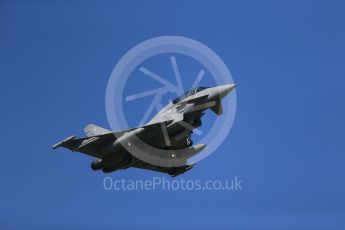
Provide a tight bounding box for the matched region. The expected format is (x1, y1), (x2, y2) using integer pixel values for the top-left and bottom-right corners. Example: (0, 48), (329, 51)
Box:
(53, 84), (236, 176)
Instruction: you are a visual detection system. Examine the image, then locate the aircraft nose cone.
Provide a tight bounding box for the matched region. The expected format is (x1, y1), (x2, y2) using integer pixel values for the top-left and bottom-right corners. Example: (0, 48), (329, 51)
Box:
(219, 84), (237, 98)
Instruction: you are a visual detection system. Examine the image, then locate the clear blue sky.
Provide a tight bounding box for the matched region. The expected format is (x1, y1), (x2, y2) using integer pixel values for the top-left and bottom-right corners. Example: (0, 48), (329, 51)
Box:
(1, 0), (345, 229)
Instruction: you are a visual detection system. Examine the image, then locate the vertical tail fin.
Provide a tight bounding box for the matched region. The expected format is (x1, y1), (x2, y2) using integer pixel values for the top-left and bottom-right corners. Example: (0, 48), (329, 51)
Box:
(84, 124), (111, 137)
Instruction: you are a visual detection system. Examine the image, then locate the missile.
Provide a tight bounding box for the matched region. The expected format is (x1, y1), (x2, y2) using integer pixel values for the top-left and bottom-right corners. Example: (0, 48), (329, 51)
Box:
(52, 135), (76, 149)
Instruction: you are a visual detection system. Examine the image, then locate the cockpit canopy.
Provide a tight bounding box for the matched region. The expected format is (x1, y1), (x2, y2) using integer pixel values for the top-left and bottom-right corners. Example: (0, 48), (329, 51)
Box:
(172, 87), (209, 104)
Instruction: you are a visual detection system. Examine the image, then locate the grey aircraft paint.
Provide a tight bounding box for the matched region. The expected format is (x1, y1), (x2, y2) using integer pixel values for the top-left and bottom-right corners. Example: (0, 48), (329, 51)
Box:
(53, 84), (236, 176)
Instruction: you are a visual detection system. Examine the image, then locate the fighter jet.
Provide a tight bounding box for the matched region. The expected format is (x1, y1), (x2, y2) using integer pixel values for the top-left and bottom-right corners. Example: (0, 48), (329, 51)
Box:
(53, 84), (236, 176)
